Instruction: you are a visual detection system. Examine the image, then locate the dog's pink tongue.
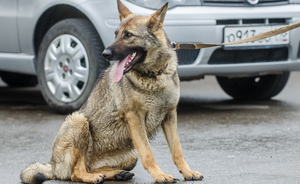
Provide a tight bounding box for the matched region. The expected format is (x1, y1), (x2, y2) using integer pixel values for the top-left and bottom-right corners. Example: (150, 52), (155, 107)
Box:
(113, 54), (131, 83)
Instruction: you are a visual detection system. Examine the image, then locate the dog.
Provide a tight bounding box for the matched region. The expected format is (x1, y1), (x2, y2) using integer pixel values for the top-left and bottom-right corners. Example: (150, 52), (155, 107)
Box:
(20, 0), (203, 183)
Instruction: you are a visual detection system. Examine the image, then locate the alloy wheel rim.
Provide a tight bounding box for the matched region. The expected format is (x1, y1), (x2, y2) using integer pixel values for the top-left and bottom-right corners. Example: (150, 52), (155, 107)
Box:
(44, 34), (89, 103)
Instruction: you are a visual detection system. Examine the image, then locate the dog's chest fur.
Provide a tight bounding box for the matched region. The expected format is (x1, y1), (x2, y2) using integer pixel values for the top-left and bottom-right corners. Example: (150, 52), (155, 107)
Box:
(80, 63), (179, 154)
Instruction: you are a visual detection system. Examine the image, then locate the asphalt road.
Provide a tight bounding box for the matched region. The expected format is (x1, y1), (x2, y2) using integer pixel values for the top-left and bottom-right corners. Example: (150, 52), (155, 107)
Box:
(1, 72), (300, 184)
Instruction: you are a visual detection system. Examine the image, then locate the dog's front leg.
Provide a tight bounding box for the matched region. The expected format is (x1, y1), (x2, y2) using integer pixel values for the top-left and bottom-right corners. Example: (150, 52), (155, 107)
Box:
(162, 110), (204, 181)
(126, 111), (178, 183)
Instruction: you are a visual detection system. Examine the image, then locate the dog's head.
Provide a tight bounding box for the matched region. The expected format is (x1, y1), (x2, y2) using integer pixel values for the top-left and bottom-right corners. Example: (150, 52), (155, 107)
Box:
(102, 0), (169, 83)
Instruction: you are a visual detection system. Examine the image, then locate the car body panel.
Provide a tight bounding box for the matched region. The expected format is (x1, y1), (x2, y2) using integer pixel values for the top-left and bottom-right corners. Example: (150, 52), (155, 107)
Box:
(17, 0), (89, 55)
(0, 0), (20, 53)
(0, 53), (35, 75)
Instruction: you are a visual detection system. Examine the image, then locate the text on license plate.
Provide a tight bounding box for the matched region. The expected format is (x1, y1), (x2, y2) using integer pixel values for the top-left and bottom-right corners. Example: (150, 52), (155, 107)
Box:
(223, 25), (289, 47)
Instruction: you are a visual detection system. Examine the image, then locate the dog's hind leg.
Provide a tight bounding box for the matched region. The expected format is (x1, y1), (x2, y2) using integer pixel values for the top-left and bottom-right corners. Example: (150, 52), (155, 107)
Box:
(91, 168), (135, 181)
(162, 110), (204, 181)
(89, 150), (138, 181)
(51, 112), (105, 183)
(71, 155), (106, 184)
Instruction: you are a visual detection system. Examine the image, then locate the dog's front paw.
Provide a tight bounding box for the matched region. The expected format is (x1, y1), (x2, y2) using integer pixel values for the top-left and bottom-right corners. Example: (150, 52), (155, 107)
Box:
(94, 174), (106, 184)
(182, 170), (203, 181)
(153, 174), (179, 183)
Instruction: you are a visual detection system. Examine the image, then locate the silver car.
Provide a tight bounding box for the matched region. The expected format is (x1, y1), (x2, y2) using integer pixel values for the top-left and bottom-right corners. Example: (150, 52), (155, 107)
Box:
(1, 0), (300, 113)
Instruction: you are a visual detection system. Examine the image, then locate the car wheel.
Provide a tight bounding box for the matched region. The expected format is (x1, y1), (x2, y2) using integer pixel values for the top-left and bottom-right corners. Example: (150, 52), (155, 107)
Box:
(36, 18), (109, 114)
(0, 71), (37, 87)
(216, 72), (290, 100)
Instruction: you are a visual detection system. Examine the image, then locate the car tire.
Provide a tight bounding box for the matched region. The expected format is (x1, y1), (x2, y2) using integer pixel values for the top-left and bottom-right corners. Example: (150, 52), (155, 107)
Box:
(36, 18), (109, 114)
(216, 72), (290, 100)
(0, 71), (37, 87)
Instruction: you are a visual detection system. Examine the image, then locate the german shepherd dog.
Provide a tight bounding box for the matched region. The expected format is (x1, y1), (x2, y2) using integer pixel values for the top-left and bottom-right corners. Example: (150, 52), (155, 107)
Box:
(21, 0), (203, 183)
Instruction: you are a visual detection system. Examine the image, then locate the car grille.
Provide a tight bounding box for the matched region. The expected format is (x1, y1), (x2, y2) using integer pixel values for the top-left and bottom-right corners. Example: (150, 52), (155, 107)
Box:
(216, 18), (288, 25)
(202, 0), (288, 6)
(177, 49), (200, 65)
(208, 47), (288, 64)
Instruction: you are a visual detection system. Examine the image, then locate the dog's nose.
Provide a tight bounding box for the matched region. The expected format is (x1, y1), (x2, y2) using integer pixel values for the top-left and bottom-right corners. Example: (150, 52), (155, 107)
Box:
(102, 49), (112, 60)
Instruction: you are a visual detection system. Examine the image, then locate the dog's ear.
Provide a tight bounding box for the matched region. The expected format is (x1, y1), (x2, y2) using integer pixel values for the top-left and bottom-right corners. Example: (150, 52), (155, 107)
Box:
(148, 2), (168, 31)
(117, 0), (132, 21)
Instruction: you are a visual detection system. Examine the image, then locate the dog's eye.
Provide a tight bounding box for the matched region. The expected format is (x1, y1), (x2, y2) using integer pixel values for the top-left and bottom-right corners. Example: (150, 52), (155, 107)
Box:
(124, 33), (133, 39)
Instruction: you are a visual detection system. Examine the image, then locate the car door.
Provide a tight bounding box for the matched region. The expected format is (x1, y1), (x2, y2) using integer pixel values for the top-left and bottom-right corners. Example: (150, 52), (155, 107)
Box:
(0, 0), (20, 53)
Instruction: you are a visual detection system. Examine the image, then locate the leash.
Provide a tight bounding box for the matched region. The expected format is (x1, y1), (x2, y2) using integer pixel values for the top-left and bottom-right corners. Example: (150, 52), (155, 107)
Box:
(172, 20), (300, 50)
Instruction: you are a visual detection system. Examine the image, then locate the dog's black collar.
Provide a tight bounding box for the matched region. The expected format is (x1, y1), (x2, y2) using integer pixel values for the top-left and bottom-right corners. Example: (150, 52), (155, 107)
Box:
(140, 64), (168, 80)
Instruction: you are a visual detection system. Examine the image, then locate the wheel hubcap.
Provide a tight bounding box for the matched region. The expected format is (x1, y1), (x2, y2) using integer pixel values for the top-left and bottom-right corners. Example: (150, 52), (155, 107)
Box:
(44, 34), (89, 102)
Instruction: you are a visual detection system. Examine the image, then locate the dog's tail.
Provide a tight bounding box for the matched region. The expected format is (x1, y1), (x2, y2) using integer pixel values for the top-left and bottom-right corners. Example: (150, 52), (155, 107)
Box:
(20, 162), (54, 184)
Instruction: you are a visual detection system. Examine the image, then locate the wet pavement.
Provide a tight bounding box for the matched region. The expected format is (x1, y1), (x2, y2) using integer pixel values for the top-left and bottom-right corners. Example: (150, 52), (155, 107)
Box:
(1, 72), (300, 184)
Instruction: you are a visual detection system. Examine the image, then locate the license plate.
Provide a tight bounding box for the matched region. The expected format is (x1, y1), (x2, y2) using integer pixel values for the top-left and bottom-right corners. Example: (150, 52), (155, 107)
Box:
(223, 25), (289, 47)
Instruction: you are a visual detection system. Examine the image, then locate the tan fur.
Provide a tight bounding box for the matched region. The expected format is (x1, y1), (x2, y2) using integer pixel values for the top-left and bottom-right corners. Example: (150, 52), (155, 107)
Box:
(20, 0), (202, 183)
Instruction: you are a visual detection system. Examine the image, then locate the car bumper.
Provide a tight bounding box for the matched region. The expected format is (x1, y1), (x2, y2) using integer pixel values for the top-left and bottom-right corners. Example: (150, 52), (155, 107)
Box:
(79, 1), (300, 79)
(163, 4), (300, 79)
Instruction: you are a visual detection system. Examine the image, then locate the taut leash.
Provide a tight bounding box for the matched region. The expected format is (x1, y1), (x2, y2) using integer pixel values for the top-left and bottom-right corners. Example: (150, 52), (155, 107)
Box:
(172, 20), (300, 50)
